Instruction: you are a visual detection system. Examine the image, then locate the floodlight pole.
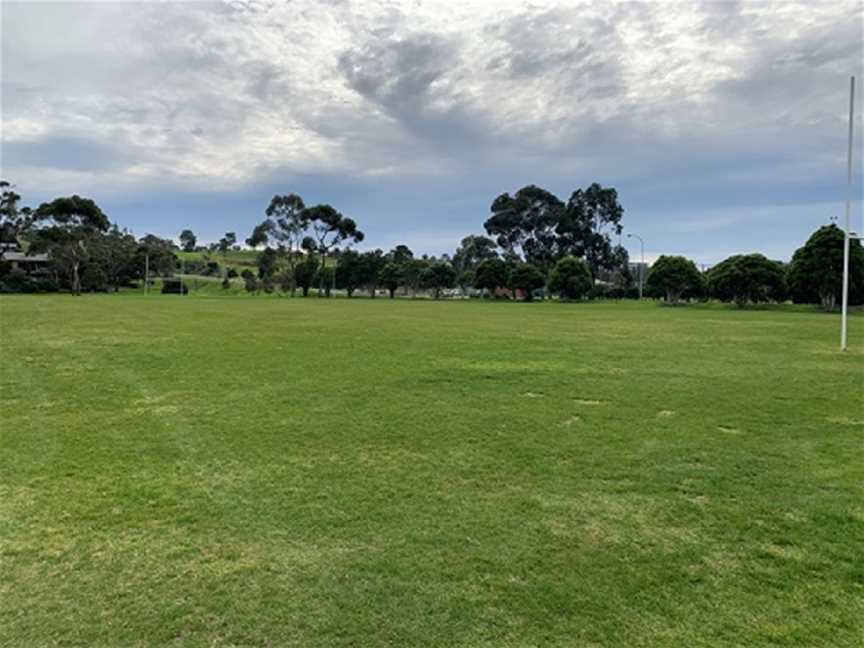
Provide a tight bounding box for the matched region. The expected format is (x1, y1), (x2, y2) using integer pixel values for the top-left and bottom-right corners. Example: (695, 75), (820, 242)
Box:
(841, 76), (855, 351)
(627, 233), (645, 300)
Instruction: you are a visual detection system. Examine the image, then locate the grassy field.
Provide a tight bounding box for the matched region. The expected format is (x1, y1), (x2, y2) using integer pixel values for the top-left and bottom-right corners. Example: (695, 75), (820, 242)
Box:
(1, 296), (862, 646)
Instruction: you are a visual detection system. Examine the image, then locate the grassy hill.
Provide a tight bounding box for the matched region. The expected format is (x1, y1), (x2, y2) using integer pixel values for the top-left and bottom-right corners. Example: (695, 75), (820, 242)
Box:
(1, 297), (861, 646)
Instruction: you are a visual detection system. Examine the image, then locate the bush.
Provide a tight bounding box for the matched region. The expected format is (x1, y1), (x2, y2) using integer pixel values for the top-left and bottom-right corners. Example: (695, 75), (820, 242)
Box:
(161, 278), (189, 294)
(509, 263), (545, 301)
(0, 269), (37, 293)
(548, 257), (592, 300)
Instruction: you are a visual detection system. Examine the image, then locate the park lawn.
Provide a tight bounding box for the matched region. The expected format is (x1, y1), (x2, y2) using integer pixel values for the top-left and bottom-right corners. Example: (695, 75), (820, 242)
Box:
(0, 296), (862, 647)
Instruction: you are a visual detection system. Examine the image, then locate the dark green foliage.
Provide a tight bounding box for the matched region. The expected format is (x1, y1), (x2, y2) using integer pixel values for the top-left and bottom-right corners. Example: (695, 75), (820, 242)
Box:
(80, 263), (109, 292)
(708, 254), (787, 306)
(29, 195), (110, 295)
(276, 271), (293, 294)
(420, 261), (456, 299)
(474, 258), (509, 296)
(89, 226), (138, 292)
(254, 194), (309, 295)
(335, 250), (364, 297)
(453, 235), (498, 291)
(179, 229), (196, 252)
(240, 269), (258, 293)
(316, 267), (335, 297)
(484, 185), (564, 275)
(645, 255), (705, 304)
(221, 276), (231, 290)
(257, 247), (279, 279)
(379, 262), (402, 298)
(557, 184), (625, 278)
(0, 269), (58, 294)
(401, 258), (429, 297)
(387, 244), (414, 264)
(160, 278), (188, 294)
(788, 224), (864, 310)
(246, 223), (270, 249)
(548, 256), (593, 300)
(509, 263), (545, 301)
(218, 232), (237, 254)
(135, 234), (177, 279)
(360, 249), (387, 297)
(226, 267), (238, 279)
(293, 255), (319, 297)
(304, 204), (364, 295)
(0, 181), (32, 246)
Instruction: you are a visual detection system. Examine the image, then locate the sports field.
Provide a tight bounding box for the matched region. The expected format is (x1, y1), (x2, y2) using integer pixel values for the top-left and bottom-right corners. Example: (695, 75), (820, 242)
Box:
(1, 296), (862, 646)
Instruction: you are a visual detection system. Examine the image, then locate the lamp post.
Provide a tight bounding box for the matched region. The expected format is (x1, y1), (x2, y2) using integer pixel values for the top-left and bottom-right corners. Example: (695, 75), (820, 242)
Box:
(627, 233), (645, 300)
(841, 76), (855, 351)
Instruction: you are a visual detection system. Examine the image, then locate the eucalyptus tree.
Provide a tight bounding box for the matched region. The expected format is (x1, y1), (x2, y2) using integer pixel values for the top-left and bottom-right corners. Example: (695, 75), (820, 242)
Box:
(304, 204), (364, 296)
(29, 195), (110, 295)
(179, 229), (196, 252)
(557, 183), (624, 278)
(483, 185), (564, 275)
(453, 235), (497, 293)
(249, 194), (310, 295)
(0, 181), (32, 250)
(91, 226), (138, 291)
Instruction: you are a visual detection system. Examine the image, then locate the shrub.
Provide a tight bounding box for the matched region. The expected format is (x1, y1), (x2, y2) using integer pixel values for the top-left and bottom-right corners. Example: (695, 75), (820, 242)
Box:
(161, 278), (188, 294)
(509, 263), (545, 301)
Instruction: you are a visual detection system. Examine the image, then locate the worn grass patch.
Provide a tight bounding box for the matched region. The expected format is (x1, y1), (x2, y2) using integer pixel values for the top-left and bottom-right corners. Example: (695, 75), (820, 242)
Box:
(1, 295), (862, 646)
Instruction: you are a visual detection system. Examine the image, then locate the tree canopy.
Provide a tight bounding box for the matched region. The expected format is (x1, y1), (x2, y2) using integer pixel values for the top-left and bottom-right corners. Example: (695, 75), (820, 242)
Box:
(708, 254), (786, 306)
(788, 225), (864, 310)
(548, 256), (593, 300)
(645, 255), (704, 305)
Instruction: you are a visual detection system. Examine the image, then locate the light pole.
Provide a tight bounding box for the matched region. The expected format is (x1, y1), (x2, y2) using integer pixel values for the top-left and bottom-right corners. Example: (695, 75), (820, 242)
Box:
(841, 76), (855, 351)
(627, 233), (645, 300)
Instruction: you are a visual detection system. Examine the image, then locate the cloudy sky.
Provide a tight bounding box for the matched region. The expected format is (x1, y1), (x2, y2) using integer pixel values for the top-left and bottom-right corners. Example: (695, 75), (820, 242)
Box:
(2, 0), (862, 264)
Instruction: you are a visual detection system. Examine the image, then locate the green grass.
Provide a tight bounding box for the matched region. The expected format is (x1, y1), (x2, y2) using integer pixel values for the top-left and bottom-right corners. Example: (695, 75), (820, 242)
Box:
(1, 296), (862, 646)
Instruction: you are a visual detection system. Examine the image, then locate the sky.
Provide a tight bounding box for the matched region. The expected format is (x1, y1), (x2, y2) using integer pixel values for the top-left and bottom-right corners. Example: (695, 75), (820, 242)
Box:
(2, 0), (863, 265)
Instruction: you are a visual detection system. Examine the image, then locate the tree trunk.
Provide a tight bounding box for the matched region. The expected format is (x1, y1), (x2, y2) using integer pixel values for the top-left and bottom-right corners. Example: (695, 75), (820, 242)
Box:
(72, 261), (81, 296)
(319, 250), (327, 296)
(389, 288), (395, 299)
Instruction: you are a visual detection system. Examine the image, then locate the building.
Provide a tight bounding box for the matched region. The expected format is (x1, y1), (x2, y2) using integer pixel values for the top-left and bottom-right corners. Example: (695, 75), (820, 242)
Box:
(0, 243), (50, 274)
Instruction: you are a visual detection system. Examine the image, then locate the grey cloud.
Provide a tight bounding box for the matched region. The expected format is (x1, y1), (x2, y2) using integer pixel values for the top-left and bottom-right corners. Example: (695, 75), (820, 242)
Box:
(337, 31), (488, 145)
(1, 135), (141, 173)
(485, 6), (625, 100)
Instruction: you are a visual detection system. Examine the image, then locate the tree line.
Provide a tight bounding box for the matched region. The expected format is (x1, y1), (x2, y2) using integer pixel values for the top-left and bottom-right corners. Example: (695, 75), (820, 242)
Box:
(1, 179), (861, 309)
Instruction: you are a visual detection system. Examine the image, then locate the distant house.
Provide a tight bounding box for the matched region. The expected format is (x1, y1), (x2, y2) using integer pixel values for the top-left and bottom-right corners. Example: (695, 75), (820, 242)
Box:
(0, 243), (50, 274)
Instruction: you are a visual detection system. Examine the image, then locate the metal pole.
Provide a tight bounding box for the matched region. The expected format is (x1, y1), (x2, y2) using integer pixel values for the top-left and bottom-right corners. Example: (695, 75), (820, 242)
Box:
(841, 76), (855, 351)
(627, 233), (644, 300)
(145, 253), (149, 295)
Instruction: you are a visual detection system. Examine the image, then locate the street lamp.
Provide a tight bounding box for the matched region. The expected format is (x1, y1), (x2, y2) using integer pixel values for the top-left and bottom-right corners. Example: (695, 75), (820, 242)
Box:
(627, 233), (645, 300)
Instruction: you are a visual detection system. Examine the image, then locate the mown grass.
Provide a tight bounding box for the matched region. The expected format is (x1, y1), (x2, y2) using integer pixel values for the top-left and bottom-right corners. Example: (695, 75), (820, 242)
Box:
(1, 296), (862, 646)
